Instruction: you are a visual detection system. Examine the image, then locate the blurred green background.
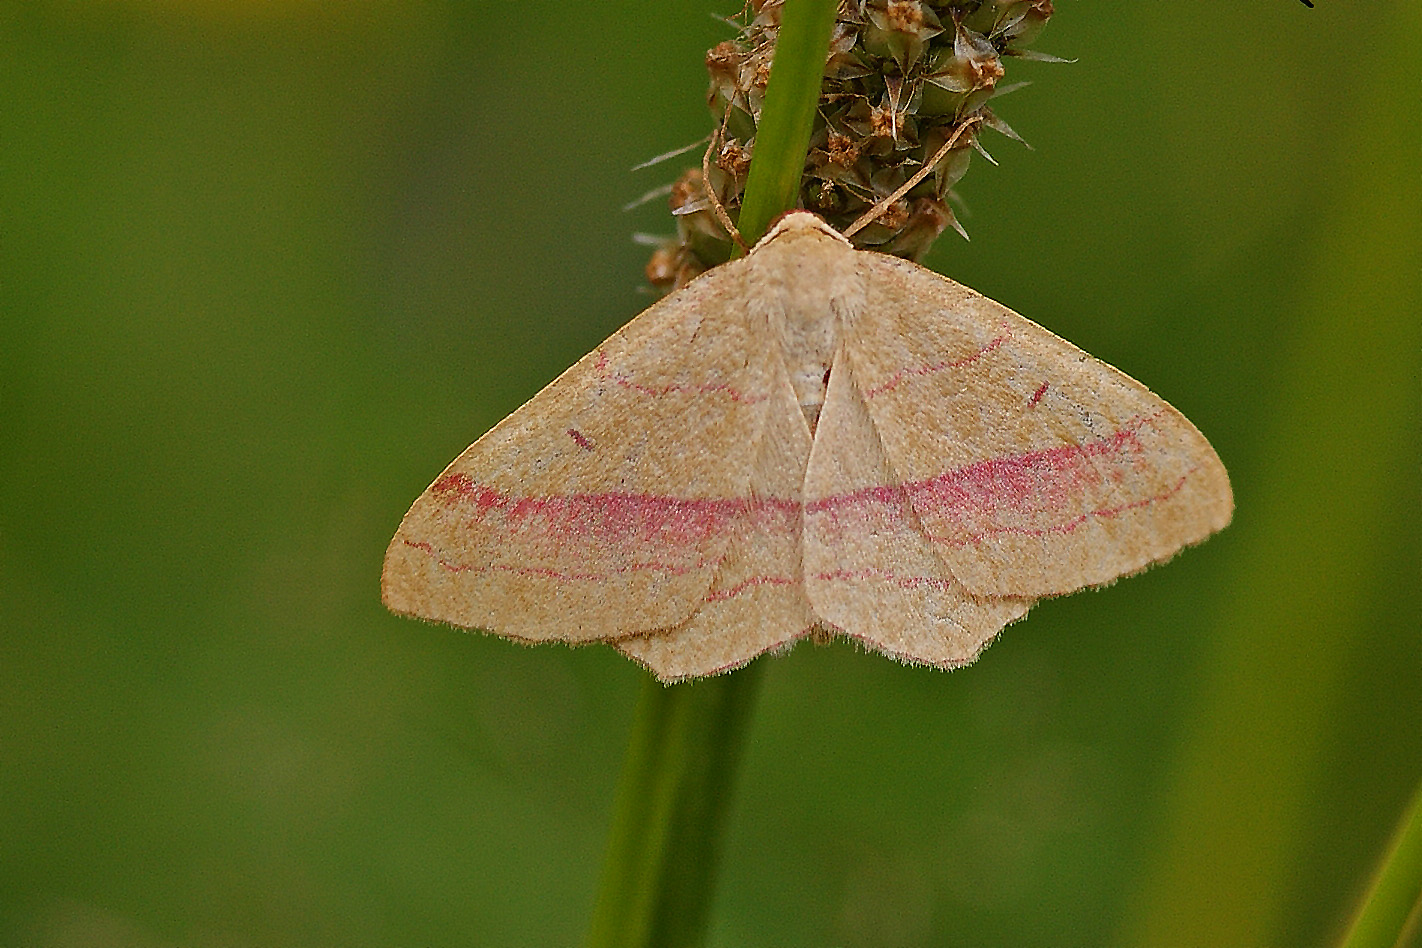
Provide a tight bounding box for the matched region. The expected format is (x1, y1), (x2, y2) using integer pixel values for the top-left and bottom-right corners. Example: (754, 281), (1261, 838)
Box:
(3, 2), (1418, 946)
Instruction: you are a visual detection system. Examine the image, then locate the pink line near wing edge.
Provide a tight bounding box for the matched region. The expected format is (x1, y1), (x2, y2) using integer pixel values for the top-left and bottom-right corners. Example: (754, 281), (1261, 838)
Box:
(926, 473), (1191, 545)
(863, 323), (1011, 398)
(402, 539), (706, 585)
(593, 351), (767, 404)
(403, 540), (981, 602)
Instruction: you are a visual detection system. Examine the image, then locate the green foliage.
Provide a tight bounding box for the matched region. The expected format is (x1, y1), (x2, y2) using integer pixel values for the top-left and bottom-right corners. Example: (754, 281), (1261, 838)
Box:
(1, 3), (1417, 947)
(1337, 780), (1422, 948)
(1119, 5), (1422, 944)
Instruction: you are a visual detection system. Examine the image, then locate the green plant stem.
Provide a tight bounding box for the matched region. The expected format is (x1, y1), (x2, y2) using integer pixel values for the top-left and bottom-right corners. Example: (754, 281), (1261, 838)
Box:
(735, 0), (838, 247)
(585, 3), (836, 946)
(585, 665), (766, 948)
(1337, 779), (1422, 948)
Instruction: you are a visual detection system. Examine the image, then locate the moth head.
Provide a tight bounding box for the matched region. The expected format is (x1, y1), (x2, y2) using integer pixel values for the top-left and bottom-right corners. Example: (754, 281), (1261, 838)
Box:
(754, 211), (853, 252)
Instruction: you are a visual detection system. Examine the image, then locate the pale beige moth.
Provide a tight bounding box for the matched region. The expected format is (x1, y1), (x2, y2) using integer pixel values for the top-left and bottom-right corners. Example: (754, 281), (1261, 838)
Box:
(383, 212), (1233, 681)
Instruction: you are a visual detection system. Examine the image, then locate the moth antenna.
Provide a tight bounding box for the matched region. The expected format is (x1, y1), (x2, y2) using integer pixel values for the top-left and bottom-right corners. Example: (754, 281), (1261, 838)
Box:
(843, 115), (983, 239)
(703, 112), (747, 252)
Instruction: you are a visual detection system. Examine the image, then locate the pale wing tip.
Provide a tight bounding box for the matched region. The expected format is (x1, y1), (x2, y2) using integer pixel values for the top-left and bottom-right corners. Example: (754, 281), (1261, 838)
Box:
(616, 627), (811, 683)
(1180, 449), (1235, 542)
(827, 596), (1034, 672)
(618, 644), (762, 684)
(380, 533), (425, 617)
(1208, 456), (1236, 532)
(1077, 455), (1234, 594)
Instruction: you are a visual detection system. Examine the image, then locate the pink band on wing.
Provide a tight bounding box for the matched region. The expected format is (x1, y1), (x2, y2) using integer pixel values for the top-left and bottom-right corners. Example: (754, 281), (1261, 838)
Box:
(423, 414), (1187, 582)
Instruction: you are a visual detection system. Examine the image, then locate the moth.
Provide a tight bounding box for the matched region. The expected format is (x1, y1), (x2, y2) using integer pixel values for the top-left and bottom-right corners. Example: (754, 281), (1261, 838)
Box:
(383, 212), (1232, 681)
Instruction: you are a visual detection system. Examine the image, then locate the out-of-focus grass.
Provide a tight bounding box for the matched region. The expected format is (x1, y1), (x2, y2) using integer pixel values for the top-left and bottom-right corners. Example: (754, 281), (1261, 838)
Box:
(1121, 4), (1422, 945)
(1337, 780), (1422, 948)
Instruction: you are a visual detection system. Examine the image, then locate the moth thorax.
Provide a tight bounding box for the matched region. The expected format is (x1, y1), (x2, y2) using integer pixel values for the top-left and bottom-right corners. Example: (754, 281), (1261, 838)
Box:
(757, 230), (860, 434)
(774, 301), (837, 433)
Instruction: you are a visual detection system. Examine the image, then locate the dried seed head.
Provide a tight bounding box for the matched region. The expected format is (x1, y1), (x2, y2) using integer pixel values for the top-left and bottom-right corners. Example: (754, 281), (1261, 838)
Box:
(706, 40), (745, 113)
(824, 128), (864, 169)
(863, 1), (944, 70)
(642, 0), (1059, 290)
(966, 0), (1054, 46)
(644, 243), (682, 289)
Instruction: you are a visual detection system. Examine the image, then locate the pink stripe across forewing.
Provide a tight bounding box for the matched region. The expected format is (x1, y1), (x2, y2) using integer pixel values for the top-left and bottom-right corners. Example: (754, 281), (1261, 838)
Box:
(806, 413), (1174, 546)
(431, 473), (799, 546)
(412, 415), (1189, 595)
(907, 413), (1166, 543)
(411, 476), (805, 602)
(704, 574), (802, 601)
